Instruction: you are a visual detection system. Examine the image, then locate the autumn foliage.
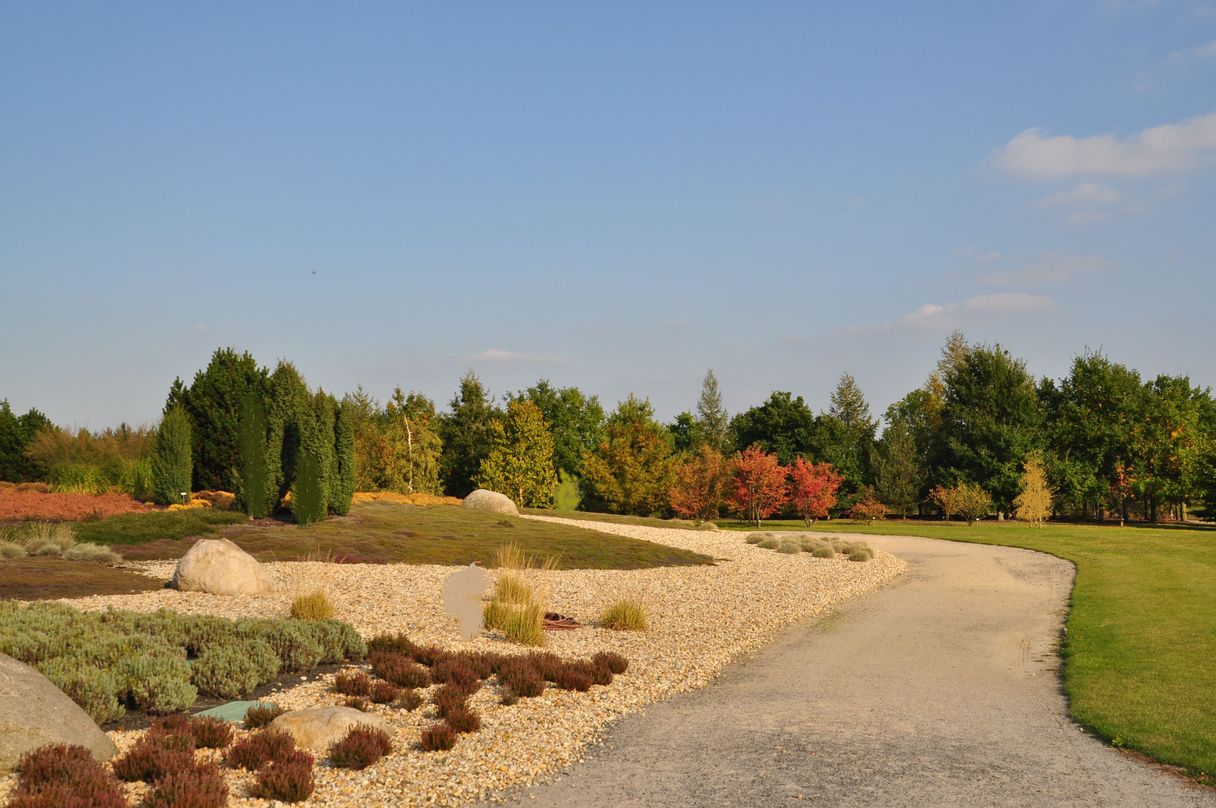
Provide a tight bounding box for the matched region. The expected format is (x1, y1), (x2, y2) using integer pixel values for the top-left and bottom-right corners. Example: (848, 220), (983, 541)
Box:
(786, 458), (842, 525)
(727, 446), (788, 527)
(668, 445), (727, 524)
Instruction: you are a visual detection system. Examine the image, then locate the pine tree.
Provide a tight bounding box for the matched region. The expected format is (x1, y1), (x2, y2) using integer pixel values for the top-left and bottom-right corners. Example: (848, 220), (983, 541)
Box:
(439, 372), (500, 497)
(694, 369), (732, 453)
(151, 406), (193, 506)
(236, 393), (271, 517)
(874, 419), (922, 518)
(1014, 452), (1054, 526)
(476, 399), (558, 507)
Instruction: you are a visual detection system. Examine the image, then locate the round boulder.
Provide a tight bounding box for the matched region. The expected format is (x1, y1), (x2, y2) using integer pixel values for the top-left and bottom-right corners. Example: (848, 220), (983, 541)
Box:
(0, 653), (118, 775)
(170, 538), (274, 595)
(462, 489), (519, 516)
(268, 706), (389, 752)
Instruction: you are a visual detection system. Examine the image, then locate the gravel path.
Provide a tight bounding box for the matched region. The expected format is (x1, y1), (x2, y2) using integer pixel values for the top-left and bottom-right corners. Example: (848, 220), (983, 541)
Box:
(482, 534), (1216, 808)
(0, 516), (904, 807)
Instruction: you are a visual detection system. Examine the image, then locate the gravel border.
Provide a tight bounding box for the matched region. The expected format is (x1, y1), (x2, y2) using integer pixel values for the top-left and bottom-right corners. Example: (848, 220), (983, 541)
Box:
(1, 516), (906, 806)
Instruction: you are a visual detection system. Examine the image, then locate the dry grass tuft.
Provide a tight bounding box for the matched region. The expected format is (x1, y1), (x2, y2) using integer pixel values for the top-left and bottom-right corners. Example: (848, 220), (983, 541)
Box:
(290, 590), (335, 621)
(599, 599), (648, 631)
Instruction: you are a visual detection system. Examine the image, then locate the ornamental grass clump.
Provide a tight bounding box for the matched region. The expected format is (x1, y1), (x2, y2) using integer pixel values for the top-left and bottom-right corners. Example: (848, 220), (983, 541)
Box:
(253, 750), (315, 802)
(419, 723), (457, 752)
(289, 590), (334, 621)
(329, 726), (392, 770)
(243, 703), (286, 730)
(777, 541), (801, 554)
(599, 600), (647, 631)
(483, 601), (545, 646)
(11, 743), (128, 808)
(142, 762), (228, 808)
(226, 729), (296, 771)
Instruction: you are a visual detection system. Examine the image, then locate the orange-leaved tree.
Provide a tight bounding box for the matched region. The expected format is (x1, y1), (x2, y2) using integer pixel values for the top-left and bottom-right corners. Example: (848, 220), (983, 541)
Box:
(669, 444), (727, 525)
(787, 457), (842, 526)
(728, 445), (788, 527)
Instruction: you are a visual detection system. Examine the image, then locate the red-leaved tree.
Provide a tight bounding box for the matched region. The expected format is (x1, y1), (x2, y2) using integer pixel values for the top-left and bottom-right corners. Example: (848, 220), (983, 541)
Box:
(787, 458), (843, 526)
(728, 445), (788, 527)
(669, 444), (727, 525)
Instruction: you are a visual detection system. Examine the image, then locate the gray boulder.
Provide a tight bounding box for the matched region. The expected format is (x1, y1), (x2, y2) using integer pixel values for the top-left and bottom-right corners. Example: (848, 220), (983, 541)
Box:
(171, 538), (274, 595)
(269, 705), (389, 752)
(462, 489), (520, 516)
(0, 653), (117, 775)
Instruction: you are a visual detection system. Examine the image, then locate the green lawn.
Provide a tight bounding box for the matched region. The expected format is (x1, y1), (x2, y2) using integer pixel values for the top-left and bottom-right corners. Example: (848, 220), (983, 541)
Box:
(108, 502), (713, 570)
(718, 517), (1216, 781)
(75, 508), (247, 545)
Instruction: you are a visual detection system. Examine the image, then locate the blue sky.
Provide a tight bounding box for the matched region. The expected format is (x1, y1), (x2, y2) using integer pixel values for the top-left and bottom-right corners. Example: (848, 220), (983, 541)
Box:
(2, 1), (1214, 428)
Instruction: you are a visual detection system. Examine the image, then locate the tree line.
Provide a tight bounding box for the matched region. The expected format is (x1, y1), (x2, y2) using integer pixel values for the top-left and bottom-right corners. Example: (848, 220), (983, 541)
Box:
(3, 334), (1215, 524)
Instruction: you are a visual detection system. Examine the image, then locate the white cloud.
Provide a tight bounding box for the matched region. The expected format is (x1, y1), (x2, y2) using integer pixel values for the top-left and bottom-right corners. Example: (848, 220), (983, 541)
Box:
(1033, 181), (1121, 207)
(846, 293), (1054, 334)
(982, 252), (1112, 286)
(995, 111), (1216, 178)
(1196, 38), (1216, 58)
(464, 348), (566, 365)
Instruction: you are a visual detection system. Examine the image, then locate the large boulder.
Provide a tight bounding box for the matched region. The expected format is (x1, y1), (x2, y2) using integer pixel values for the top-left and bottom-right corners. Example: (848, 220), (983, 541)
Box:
(0, 653), (118, 774)
(462, 489), (519, 516)
(170, 538), (274, 595)
(269, 706), (389, 752)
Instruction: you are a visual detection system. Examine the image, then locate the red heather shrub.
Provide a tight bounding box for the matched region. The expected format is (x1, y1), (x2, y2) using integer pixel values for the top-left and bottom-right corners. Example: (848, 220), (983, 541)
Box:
(253, 749), (315, 802)
(188, 717), (233, 749)
(142, 762), (228, 808)
(371, 652), (431, 688)
(149, 714), (192, 739)
(328, 726), (392, 770)
(226, 729), (295, 771)
(728, 445), (788, 526)
(586, 660), (614, 686)
(110, 733), (195, 783)
(497, 657), (544, 698)
(366, 633), (417, 658)
(16, 744), (97, 786)
(343, 697), (370, 712)
(591, 652), (629, 675)
(551, 664), (593, 692)
(526, 652), (565, 682)
(396, 689), (423, 711)
(11, 744), (127, 808)
(429, 658), (482, 693)
(410, 643), (448, 667)
(368, 681), (399, 704)
(418, 723), (457, 752)
(243, 703), (286, 729)
(499, 688), (520, 706)
(432, 684), (468, 719)
(443, 704), (481, 734)
(334, 670), (372, 696)
(787, 458), (842, 525)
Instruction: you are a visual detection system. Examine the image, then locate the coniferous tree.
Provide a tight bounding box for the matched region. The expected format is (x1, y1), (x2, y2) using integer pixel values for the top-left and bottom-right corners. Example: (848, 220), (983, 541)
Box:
(440, 372), (500, 497)
(815, 373), (878, 497)
(151, 406), (193, 506)
(874, 419), (922, 518)
(236, 393), (271, 517)
(694, 369), (732, 453)
(314, 392), (338, 512)
(267, 361), (311, 505)
(331, 397), (357, 515)
(294, 400), (329, 526)
(510, 380), (606, 480)
(730, 391), (816, 464)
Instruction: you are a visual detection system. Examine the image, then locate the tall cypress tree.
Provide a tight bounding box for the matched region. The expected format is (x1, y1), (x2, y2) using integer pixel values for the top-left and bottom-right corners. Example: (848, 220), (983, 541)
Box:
(237, 393), (271, 517)
(331, 397), (356, 515)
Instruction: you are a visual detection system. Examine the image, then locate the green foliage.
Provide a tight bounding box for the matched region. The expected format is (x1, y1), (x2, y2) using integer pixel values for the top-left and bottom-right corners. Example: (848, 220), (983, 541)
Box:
(266, 361), (311, 505)
(171, 347), (270, 491)
(237, 392), (272, 517)
(293, 402), (328, 526)
(476, 399), (558, 508)
(874, 417), (922, 517)
(121, 654), (198, 713)
(729, 391), (816, 464)
(152, 406), (193, 506)
(331, 398), (357, 515)
(46, 462), (107, 494)
(599, 599), (648, 630)
(440, 372), (501, 497)
(580, 396), (675, 516)
(0, 401), (54, 482)
(554, 470), (582, 511)
(814, 372), (878, 498)
(380, 388), (444, 494)
(39, 658), (124, 724)
(192, 644), (267, 699)
(511, 380), (606, 479)
(74, 508), (245, 545)
(694, 369), (734, 454)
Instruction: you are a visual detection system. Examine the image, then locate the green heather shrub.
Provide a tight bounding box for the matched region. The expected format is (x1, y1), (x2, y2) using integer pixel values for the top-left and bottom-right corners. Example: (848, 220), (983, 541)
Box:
(122, 654), (197, 713)
(243, 702), (286, 730)
(192, 645), (265, 699)
(151, 406), (193, 506)
(599, 600), (647, 631)
(290, 590), (334, 621)
(777, 541), (801, 554)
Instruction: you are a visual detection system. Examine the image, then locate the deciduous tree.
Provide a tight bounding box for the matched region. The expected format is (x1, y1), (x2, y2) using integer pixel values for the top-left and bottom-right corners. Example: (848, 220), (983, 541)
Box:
(477, 399), (558, 507)
(581, 396), (674, 515)
(1013, 452), (1053, 526)
(787, 457), (842, 525)
(669, 444), (727, 524)
(728, 446), (788, 527)
(730, 391), (816, 464)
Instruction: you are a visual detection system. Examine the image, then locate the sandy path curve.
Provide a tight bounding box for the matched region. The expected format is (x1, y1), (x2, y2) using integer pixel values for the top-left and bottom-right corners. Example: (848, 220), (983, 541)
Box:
(483, 535), (1216, 807)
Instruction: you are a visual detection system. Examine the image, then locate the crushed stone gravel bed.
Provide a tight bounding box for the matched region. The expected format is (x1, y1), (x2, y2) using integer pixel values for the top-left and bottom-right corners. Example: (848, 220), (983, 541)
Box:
(0, 517), (906, 807)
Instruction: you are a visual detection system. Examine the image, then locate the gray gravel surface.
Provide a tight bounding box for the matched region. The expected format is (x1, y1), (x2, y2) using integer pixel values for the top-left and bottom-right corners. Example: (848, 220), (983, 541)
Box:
(484, 535), (1216, 808)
